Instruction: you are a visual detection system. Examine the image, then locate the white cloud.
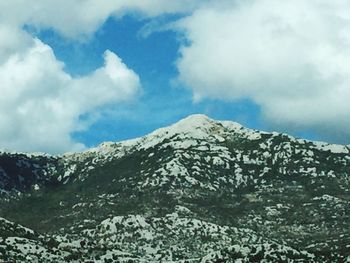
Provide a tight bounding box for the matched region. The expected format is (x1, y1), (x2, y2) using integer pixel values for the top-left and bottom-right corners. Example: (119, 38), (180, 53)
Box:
(3, 0), (350, 152)
(0, 38), (140, 153)
(175, 0), (350, 142)
(0, 25), (33, 63)
(0, 0), (208, 39)
(0, 0), (209, 153)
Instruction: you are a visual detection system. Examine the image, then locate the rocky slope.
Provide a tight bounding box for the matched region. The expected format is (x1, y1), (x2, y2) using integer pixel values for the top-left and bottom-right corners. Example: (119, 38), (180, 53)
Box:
(0, 114), (349, 262)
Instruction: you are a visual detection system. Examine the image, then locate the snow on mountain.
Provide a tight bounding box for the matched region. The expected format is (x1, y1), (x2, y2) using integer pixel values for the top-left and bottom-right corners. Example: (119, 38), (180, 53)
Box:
(0, 114), (350, 262)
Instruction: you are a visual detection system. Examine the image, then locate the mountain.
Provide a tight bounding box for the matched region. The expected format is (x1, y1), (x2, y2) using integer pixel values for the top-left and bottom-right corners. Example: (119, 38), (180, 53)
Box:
(0, 114), (349, 262)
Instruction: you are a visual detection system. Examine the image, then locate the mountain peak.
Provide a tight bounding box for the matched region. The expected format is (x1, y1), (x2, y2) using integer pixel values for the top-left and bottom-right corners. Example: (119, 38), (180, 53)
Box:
(168, 114), (214, 133)
(176, 114), (212, 125)
(146, 114), (236, 142)
(87, 114), (248, 155)
(1, 114), (350, 262)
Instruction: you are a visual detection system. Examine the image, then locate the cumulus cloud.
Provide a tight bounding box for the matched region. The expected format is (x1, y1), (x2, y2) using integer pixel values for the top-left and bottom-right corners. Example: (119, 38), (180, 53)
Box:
(3, 0), (350, 152)
(0, 25), (33, 63)
(175, 0), (350, 142)
(0, 38), (139, 153)
(0, 0), (213, 153)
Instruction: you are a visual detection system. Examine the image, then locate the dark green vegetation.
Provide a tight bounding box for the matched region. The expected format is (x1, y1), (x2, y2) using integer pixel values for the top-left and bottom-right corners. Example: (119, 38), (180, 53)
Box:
(0, 115), (349, 262)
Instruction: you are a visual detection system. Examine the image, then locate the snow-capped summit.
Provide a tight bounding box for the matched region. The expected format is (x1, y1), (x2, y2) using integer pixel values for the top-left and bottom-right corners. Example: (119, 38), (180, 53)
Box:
(86, 114), (237, 155)
(157, 114), (243, 136)
(146, 114), (221, 141)
(170, 114), (214, 130)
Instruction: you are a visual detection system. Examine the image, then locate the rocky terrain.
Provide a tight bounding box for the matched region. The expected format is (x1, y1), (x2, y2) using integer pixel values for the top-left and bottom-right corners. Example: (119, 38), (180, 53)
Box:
(0, 114), (349, 262)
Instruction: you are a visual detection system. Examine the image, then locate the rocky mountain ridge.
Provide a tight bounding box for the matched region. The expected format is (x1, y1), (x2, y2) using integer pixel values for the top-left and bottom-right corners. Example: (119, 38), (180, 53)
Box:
(0, 114), (349, 262)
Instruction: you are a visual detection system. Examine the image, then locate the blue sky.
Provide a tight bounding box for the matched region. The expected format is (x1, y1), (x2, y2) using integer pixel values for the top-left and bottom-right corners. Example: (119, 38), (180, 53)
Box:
(30, 15), (263, 148)
(1, 1), (350, 153)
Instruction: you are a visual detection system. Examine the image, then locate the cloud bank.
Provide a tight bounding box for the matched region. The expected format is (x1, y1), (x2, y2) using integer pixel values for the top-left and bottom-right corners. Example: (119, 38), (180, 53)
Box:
(176, 0), (350, 142)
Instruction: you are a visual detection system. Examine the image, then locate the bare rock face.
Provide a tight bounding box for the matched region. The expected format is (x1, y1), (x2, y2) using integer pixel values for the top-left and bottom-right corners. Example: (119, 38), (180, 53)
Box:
(0, 115), (350, 262)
